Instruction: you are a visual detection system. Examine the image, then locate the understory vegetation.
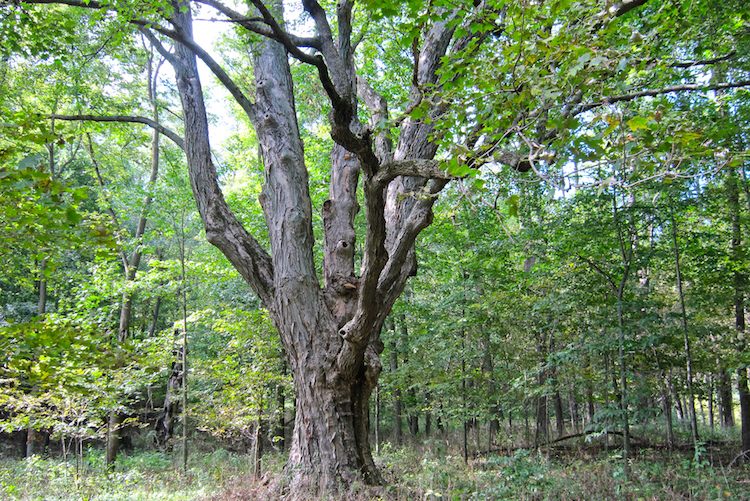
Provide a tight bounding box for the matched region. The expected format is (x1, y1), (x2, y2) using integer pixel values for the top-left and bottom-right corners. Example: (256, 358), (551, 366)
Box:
(2, 426), (749, 501)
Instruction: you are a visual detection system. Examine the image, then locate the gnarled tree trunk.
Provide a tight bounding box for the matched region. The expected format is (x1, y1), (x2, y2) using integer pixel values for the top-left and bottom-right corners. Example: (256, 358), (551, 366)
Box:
(142, 0), (468, 497)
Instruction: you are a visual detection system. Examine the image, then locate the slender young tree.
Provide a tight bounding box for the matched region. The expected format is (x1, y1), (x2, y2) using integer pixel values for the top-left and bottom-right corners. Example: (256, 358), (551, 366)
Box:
(668, 199), (700, 456)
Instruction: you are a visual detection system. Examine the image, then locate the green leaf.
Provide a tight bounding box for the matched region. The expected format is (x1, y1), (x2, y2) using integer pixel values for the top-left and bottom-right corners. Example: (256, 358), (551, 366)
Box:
(626, 116), (650, 132)
(507, 194), (520, 218)
(66, 207), (82, 225)
(18, 154), (43, 169)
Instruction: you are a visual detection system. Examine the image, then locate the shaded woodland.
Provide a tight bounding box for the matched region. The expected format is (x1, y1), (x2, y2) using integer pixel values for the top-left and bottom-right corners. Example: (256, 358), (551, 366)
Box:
(1, 0), (750, 499)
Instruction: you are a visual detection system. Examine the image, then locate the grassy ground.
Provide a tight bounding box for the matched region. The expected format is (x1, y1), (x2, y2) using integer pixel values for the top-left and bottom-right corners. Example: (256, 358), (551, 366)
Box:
(0, 448), (257, 501)
(1, 437), (749, 500)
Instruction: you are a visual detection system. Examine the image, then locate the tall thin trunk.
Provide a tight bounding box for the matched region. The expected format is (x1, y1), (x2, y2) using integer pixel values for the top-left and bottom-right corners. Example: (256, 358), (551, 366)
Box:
(534, 377), (549, 450)
(388, 333), (402, 447)
(718, 366), (734, 427)
(462, 354), (468, 463)
(374, 385), (380, 454)
(673, 380), (684, 420)
(663, 370), (675, 452)
(274, 359), (286, 452)
(105, 413), (123, 468)
(586, 384), (595, 428)
(155, 340), (184, 449)
(616, 265), (630, 479)
(101, 52), (164, 470)
(739, 370), (750, 459)
(709, 374), (715, 430)
(408, 387), (419, 437)
(254, 393), (263, 480)
(148, 297), (163, 337)
(603, 351), (610, 452)
(424, 391), (431, 439)
(553, 389), (566, 438)
(670, 206), (700, 453)
(179, 207), (189, 472)
(482, 329), (500, 442)
(580, 190), (632, 474)
(569, 385), (580, 434)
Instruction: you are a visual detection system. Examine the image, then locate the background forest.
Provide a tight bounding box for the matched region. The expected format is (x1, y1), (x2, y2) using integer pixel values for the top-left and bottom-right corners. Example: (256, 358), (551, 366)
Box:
(2, 0), (750, 500)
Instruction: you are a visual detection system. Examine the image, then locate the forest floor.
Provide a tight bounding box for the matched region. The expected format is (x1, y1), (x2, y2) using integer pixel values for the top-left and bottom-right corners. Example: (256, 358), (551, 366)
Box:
(1, 430), (749, 500)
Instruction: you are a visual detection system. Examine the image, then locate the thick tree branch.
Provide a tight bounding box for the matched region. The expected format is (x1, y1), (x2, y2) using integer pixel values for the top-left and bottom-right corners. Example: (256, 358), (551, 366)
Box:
(246, 0), (344, 104)
(48, 114), (185, 150)
(169, 5), (275, 305)
(611, 0), (650, 17)
(18, 0), (104, 9)
(572, 79), (750, 116)
(336, 0), (355, 85)
(377, 179), (448, 298)
(138, 27), (180, 68)
(354, 177), (388, 329)
(195, 0), (320, 49)
(357, 77), (392, 163)
(301, 0), (343, 79)
(374, 159), (452, 187)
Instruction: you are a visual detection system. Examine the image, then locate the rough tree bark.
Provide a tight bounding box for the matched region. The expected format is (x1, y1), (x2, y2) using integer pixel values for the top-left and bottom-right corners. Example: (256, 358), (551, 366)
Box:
(155, 343), (184, 449)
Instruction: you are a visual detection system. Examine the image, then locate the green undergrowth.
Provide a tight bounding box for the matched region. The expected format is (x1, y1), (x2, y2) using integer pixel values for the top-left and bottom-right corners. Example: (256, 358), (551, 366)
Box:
(2, 441), (750, 501)
(0, 448), (260, 501)
(376, 440), (750, 501)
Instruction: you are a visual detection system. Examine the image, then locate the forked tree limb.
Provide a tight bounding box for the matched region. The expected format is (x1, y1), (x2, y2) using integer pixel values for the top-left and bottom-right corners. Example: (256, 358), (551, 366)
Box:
(195, 0), (321, 49)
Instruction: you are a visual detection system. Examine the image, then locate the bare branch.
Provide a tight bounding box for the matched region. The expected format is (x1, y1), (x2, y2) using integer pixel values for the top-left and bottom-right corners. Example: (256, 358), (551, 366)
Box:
(243, 0), (362, 149)
(672, 50), (736, 68)
(302, 0), (341, 72)
(18, 0), (105, 10)
(579, 255), (618, 295)
(336, 0), (354, 70)
(572, 79), (750, 116)
(48, 114), (185, 150)
(144, 23), (257, 118)
(138, 27), (180, 70)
